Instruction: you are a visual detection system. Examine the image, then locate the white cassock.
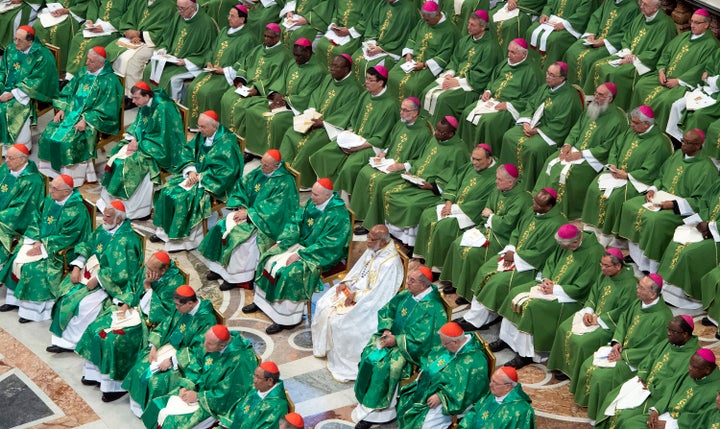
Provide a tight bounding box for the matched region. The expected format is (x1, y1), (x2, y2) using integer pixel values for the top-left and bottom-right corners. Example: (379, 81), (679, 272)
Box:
(311, 241), (404, 382)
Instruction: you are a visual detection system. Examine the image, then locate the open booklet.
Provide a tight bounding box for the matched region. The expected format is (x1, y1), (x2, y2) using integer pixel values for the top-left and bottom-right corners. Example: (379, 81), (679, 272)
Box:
(38, 3), (68, 28)
(83, 19), (115, 38)
(400, 173), (426, 186)
(642, 190), (677, 211)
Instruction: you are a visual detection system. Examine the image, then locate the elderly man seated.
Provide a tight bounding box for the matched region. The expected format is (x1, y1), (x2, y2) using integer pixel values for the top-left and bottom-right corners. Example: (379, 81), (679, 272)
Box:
(47, 200), (143, 354)
(0, 144), (44, 272)
(311, 225), (404, 382)
(458, 366), (535, 427)
(38, 46), (122, 187)
(101, 82), (185, 219)
(0, 175), (91, 322)
(244, 178), (351, 334)
(150, 110), (243, 252)
(352, 266), (447, 429)
(198, 150), (299, 290)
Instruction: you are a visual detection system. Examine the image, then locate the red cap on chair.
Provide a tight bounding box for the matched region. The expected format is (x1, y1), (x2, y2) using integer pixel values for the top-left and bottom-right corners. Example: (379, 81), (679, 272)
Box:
(91, 46), (107, 58)
(109, 200), (126, 212)
(60, 174), (74, 188)
(134, 81), (152, 91)
(201, 110), (219, 122)
(295, 38), (312, 47)
(11, 144), (29, 155)
(501, 366), (518, 382)
(260, 361), (280, 374)
(153, 251), (171, 265)
(285, 413), (304, 428)
(175, 285), (195, 297)
(267, 149), (282, 161)
(19, 25), (34, 36)
(502, 164), (519, 179)
(211, 324), (230, 341)
(418, 266), (433, 282)
(317, 178), (333, 190)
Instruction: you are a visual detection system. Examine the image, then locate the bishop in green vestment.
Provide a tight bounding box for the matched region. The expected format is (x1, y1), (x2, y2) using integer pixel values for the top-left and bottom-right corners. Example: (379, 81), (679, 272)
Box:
(349, 98), (432, 227)
(279, 54), (360, 189)
(499, 62), (583, 191)
(38, 48), (122, 185)
(152, 112), (243, 251)
(397, 323), (489, 429)
(618, 129), (717, 272)
(243, 38), (325, 155)
(101, 83), (185, 219)
(573, 274), (673, 420)
(32, 1), (88, 76)
(314, 0), (364, 67)
(581, 106), (672, 240)
(353, 268), (447, 427)
(629, 11), (718, 131)
(533, 83), (626, 219)
(249, 179), (351, 333)
(488, 0), (546, 50)
(219, 362), (290, 429)
(0, 146), (44, 271)
(122, 287), (217, 414)
(0, 27), (58, 150)
(183, 7), (259, 128)
(309, 65), (399, 193)
(279, 0), (331, 47)
(414, 144), (497, 268)
(142, 327), (259, 429)
(138, 254), (187, 326)
(458, 367), (536, 429)
(420, 10), (501, 126)
(1, 176), (91, 322)
(583, 3), (675, 110)
(459, 39), (542, 154)
(562, 0), (639, 86)
(198, 150), (299, 287)
(547, 250), (637, 383)
(0, 0), (40, 50)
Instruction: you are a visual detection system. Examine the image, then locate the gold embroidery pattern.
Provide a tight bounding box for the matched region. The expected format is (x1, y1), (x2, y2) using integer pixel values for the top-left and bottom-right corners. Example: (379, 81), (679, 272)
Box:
(668, 243), (686, 270)
(517, 136), (527, 175)
(101, 0), (113, 20)
(457, 178), (477, 204)
(668, 166), (683, 194)
(596, 284), (613, 315)
(629, 29), (647, 52)
(494, 72), (513, 100)
(378, 10), (392, 42)
(458, 47), (476, 78)
(576, 49), (590, 83)
(357, 102), (373, 135)
(622, 315), (640, 347)
(416, 147), (438, 176)
(579, 121), (597, 150)
(392, 133), (408, 159)
(319, 89), (336, 114)
(517, 219), (536, 250)
(619, 140), (639, 170)
(176, 28), (188, 54)
(643, 85), (663, 106)
(666, 44), (689, 76)
(670, 387), (694, 418)
(552, 254), (574, 283)
(633, 207), (645, 232)
(598, 10), (618, 39)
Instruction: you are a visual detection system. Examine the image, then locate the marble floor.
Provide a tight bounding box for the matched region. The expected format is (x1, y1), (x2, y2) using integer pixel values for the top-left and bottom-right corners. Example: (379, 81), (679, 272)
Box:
(0, 109), (718, 429)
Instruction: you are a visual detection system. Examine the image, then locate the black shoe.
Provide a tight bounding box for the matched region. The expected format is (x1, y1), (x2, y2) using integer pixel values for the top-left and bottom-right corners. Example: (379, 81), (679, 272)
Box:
(505, 355), (533, 369)
(18, 317), (32, 324)
(123, 97), (136, 110)
(0, 303), (18, 312)
(46, 345), (74, 353)
(265, 322), (300, 335)
(206, 271), (222, 280)
(241, 303), (259, 313)
(455, 296), (470, 305)
(355, 421), (373, 429)
(478, 317), (502, 331)
(219, 281), (238, 291)
(101, 391), (128, 402)
(81, 377), (100, 386)
(454, 318), (480, 332)
(553, 370), (569, 381)
(623, 255), (634, 264)
(488, 339), (509, 353)
(353, 225), (369, 235)
(701, 317), (716, 327)
(443, 285), (457, 294)
(59, 79), (70, 90)
(148, 234), (163, 243)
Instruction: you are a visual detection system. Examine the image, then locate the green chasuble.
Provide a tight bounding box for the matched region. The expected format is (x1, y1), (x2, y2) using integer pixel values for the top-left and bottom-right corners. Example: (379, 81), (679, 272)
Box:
(64, 0), (132, 75)
(459, 55), (543, 154)
(499, 81), (584, 191)
(414, 160), (498, 267)
(218, 42), (292, 136)
(39, 61), (123, 170)
(198, 163), (300, 266)
(630, 30), (719, 130)
(398, 335), (489, 428)
(534, 105), (627, 219)
(701, 265), (720, 323)
(383, 134), (468, 229)
(153, 124), (243, 239)
(581, 125), (672, 236)
(121, 299), (217, 410)
(583, 11), (676, 111)
(354, 286), (447, 409)
(595, 336), (700, 428)
(314, 0), (365, 67)
(489, 0), (547, 50)
(49, 220), (144, 336)
(0, 40), (58, 146)
(440, 183), (533, 300)
(525, 0), (598, 66)
(142, 8), (218, 96)
(279, 72), (361, 189)
(618, 151), (717, 261)
(102, 89), (186, 198)
(281, 0), (332, 48)
(386, 16), (458, 104)
(349, 0), (417, 84)
(470, 206), (567, 311)
(142, 332), (258, 429)
(547, 266), (637, 382)
(220, 382), (290, 429)
(695, 395), (720, 429)
(563, 0), (639, 85)
(499, 232), (604, 352)
(243, 57), (325, 155)
(309, 87), (399, 192)
(0, 160), (45, 268)
(103, 0), (176, 64)
(679, 50), (720, 148)
(440, 0), (490, 34)
(2, 190), (91, 302)
(458, 383), (536, 429)
(350, 117), (432, 226)
(184, 26), (259, 128)
(420, 31), (502, 126)
(32, 0), (90, 75)
(573, 297), (673, 420)
(0, 1), (40, 49)
(255, 192), (351, 301)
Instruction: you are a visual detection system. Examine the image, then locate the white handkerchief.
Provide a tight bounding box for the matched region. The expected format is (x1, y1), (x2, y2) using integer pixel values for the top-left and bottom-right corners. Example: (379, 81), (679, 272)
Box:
(593, 346), (617, 367)
(234, 85), (251, 97)
(336, 131), (365, 149)
(460, 228), (488, 247)
(400, 173), (426, 186)
(571, 311), (600, 335)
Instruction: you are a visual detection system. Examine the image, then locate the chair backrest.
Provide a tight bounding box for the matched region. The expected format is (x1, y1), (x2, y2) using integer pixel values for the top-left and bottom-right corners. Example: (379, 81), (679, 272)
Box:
(286, 162), (301, 190)
(44, 42), (61, 77)
(285, 389), (295, 413)
(175, 101), (190, 140)
(320, 208), (355, 284)
(397, 243), (409, 291)
(176, 264), (190, 284)
(97, 74), (126, 151)
(474, 331), (496, 378)
(83, 198), (97, 231)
